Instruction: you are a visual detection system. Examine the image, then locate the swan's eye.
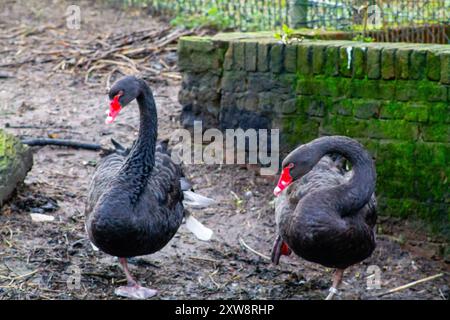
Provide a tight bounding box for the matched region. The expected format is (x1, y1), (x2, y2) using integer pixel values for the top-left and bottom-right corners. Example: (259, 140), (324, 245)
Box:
(288, 163), (294, 169)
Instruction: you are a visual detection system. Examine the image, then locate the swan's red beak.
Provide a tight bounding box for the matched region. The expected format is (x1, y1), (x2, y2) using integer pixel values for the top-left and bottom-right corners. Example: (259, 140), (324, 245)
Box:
(105, 94), (122, 124)
(274, 166), (293, 196)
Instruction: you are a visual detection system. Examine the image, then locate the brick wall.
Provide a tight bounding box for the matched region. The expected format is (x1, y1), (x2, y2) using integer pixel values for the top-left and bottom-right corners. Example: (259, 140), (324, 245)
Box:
(177, 33), (450, 237)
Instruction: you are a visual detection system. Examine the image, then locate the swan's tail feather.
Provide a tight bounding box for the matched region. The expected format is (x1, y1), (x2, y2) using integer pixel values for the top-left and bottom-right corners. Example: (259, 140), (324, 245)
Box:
(111, 138), (126, 151)
(185, 213), (213, 241)
(183, 190), (216, 209)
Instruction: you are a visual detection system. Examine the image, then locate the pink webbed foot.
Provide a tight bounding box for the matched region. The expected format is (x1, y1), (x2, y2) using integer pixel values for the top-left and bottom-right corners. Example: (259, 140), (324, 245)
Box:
(114, 285), (157, 300)
(115, 257), (158, 299)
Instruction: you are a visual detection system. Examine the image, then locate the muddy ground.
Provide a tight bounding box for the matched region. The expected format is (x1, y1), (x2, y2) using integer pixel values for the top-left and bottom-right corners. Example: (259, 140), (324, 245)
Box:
(0, 0), (448, 300)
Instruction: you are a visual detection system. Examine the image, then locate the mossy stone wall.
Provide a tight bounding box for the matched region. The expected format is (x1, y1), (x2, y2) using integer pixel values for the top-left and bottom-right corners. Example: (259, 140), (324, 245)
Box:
(178, 33), (450, 237)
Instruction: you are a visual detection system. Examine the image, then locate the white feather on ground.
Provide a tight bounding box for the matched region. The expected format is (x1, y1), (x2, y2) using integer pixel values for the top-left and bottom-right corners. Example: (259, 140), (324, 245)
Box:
(182, 190), (216, 209)
(182, 190), (215, 241)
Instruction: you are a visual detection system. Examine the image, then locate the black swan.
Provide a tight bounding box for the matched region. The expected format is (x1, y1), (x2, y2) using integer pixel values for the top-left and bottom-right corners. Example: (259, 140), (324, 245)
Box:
(271, 136), (377, 300)
(85, 76), (214, 299)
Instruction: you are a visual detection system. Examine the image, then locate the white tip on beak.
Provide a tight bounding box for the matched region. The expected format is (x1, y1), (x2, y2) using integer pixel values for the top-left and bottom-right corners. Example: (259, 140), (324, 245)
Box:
(105, 116), (114, 124)
(274, 186), (282, 196)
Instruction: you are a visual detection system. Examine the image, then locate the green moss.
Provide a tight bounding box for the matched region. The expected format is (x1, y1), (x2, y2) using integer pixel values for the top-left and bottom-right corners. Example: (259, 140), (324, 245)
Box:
(376, 141), (416, 198)
(178, 37), (227, 73)
(367, 47), (381, 79)
(321, 115), (368, 137)
(417, 80), (448, 102)
(403, 103), (429, 122)
(378, 81), (396, 100)
(421, 124), (450, 142)
(377, 198), (420, 219)
(324, 46), (339, 76)
(296, 74), (314, 95)
(380, 101), (405, 119)
(395, 49), (411, 80)
(296, 95), (311, 114)
(410, 50), (426, 80)
(381, 48), (396, 80)
(353, 99), (380, 119)
(329, 98), (353, 116)
(309, 97), (330, 116)
(310, 76), (340, 97)
(352, 46), (366, 79)
(368, 120), (418, 140)
(440, 53), (450, 84)
(297, 44), (312, 75)
(312, 45), (326, 75)
(286, 115), (320, 145)
(428, 102), (450, 123)
(414, 143), (449, 202)
(0, 129), (25, 164)
(349, 78), (380, 99)
(0, 129), (32, 202)
(284, 45), (297, 73)
(356, 138), (379, 158)
(396, 81), (420, 102)
(426, 51), (441, 81)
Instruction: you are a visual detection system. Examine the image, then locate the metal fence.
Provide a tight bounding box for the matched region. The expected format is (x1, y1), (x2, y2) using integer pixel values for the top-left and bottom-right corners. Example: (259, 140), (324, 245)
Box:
(119, 0), (290, 31)
(118, 0), (450, 43)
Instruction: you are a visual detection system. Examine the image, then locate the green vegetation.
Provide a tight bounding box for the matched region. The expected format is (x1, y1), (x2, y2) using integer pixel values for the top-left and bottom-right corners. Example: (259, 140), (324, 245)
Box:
(352, 34), (374, 42)
(170, 7), (233, 30)
(274, 24), (304, 45)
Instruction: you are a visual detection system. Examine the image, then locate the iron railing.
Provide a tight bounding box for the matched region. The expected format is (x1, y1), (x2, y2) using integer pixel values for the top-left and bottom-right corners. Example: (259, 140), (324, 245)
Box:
(117, 0), (450, 43)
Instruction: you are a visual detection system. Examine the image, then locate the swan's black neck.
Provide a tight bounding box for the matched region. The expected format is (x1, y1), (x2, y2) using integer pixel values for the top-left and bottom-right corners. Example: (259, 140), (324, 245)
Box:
(313, 136), (376, 215)
(119, 80), (157, 199)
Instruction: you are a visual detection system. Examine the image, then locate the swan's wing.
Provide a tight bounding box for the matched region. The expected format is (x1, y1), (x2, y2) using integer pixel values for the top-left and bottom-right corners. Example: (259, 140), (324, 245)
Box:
(149, 150), (184, 211)
(85, 153), (124, 216)
(287, 155), (346, 202)
(359, 193), (377, 229)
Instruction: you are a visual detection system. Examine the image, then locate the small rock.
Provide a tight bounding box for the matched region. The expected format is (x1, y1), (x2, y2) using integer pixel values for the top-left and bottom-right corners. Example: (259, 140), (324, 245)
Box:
(0, 129), (33, 205)
(244, 191), (253, 199)
(30, 213), (55, 222)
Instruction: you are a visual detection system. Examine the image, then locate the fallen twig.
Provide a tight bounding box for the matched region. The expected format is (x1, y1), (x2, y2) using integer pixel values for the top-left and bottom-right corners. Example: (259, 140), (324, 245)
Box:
(238, 237), (271, 261)
(374, 273), (444, 298)
(21, 138), (103, 151)
(0, 23), (192, 84)
(0, 72), (15, 78)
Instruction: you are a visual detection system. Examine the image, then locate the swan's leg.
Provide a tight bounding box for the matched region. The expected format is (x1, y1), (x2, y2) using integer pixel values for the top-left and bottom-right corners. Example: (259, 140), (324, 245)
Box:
(114, 257), (158, 299)
(325, 269), (344, 300)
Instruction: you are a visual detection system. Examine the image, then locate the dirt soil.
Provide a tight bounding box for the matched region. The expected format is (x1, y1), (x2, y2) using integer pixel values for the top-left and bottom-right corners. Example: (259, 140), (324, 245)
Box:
(0, 0), (448, 300)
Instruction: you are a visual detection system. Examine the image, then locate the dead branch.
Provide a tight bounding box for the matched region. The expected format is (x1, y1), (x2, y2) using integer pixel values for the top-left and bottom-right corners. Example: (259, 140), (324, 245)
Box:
(21, 138), (103, 151)
(374, 273), (444, 298)
(0, 23), (196, 85)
